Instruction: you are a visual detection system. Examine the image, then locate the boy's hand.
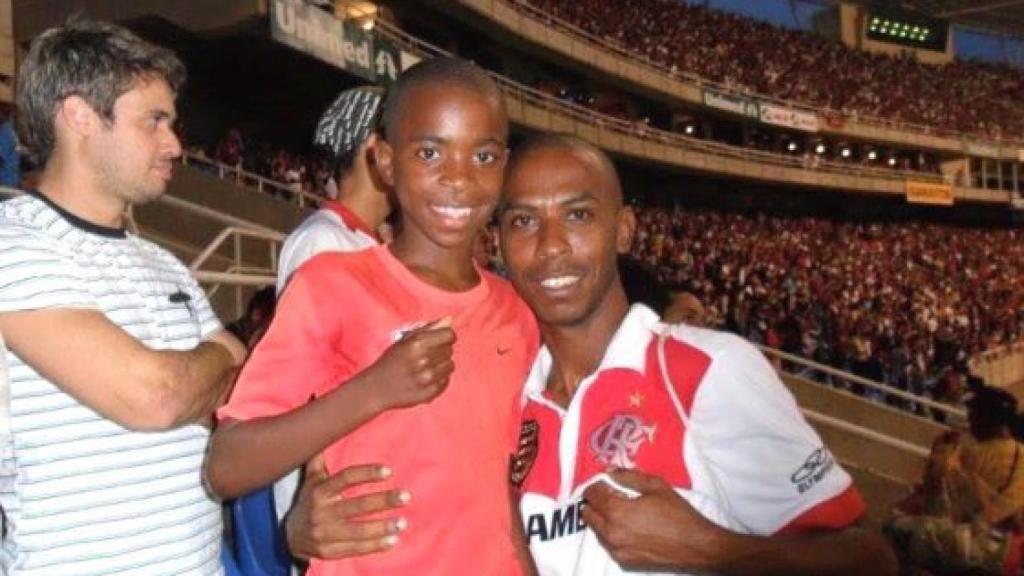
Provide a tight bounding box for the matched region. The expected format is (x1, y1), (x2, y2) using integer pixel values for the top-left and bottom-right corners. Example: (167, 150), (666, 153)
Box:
(370, 317), (456, 411)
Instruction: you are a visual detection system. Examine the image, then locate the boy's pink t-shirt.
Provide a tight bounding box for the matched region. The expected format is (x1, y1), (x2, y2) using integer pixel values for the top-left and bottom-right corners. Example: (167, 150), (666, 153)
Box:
(219, 245), (538, 576)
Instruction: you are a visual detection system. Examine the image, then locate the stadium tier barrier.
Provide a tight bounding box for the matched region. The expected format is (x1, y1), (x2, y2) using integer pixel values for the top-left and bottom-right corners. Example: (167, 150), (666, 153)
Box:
(972, 340), (1024, 392)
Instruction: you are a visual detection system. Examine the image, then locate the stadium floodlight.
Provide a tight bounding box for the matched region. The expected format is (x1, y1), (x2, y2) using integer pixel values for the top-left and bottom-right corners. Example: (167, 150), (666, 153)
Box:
(866, 7), (947, 51)
(888, 156), (898, 167)
(684, 124), (696, 135)
(787, 141), (799, 152)
(815, 143), (826, 155)
(867, 150), (878, 161)
(840, 147), (852, 158)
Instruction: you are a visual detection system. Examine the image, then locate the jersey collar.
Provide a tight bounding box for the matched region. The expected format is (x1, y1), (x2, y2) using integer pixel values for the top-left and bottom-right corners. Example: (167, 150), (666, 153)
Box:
(322, 200), (380, 242)
(524, 304), (661, 398)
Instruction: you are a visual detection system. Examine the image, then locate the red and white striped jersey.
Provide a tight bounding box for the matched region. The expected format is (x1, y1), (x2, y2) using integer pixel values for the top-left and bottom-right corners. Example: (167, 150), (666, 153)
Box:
(516, 305), (865, 576)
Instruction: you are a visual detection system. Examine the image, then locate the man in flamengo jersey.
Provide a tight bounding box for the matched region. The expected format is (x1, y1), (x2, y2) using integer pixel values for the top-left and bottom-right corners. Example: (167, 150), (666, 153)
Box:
(497, 133), (899, 575)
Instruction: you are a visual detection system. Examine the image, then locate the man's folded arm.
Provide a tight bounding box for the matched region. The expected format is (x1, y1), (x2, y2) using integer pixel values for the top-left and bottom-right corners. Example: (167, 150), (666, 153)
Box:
(0, 307), (245, 431)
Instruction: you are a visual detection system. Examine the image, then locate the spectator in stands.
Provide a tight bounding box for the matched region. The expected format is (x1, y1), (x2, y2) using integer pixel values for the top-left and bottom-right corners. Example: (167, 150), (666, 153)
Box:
(0, 20), (246, 573)
(887, 386), (1024, 574)
(276, 85), (391, 294)
(501, 133), (896, 575)
(0, 103), (19, 188)
(663, 288), (707, 326)
(227, 286), (277, 349)
(215, 127), (244, 168)
(966, 386), (1024, 528)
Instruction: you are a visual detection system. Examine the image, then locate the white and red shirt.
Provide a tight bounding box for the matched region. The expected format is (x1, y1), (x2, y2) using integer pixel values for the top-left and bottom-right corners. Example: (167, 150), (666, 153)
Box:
(516, 305), (864, 576)
(276, 201), (380, 295)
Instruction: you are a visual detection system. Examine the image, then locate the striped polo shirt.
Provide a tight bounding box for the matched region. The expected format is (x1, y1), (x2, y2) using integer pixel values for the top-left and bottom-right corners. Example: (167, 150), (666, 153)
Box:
(0, 192), (224, 575)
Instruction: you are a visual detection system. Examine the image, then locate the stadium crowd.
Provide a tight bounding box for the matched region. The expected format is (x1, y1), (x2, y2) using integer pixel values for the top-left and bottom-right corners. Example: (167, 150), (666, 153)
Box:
(630, 205), (1024, 410)
(524, 0), (1024, 139)
(201, 128), (337, 199)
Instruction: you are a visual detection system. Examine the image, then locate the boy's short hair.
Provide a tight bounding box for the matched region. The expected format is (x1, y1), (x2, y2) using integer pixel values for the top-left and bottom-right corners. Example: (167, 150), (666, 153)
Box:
(381, 57), (505, 142)
(313, 85), (386, 180)
(16, 19), (186, 164)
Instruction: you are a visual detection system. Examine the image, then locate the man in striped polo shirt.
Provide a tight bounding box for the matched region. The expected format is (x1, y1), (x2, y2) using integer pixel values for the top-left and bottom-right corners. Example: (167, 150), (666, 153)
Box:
(0, 20), (245, 575)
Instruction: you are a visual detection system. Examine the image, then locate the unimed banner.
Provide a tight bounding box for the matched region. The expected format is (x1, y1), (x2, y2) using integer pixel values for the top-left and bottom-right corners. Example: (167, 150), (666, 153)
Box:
(271, 0), (375, 80)
(758, 103), (819, 132)
(702, 88), (759, 119)
(905, 181), (954, 206)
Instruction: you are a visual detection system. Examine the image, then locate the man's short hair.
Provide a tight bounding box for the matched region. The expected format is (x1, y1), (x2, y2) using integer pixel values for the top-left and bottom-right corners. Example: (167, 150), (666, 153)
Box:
(507, 132), (623, 207)
(381, 57), (504, 142)
(16, 19), (186, 164)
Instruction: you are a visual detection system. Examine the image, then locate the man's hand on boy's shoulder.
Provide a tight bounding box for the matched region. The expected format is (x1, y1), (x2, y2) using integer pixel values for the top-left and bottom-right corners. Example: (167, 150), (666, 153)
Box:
(286, 453), (410, 560)
(362, 317), (456, 412)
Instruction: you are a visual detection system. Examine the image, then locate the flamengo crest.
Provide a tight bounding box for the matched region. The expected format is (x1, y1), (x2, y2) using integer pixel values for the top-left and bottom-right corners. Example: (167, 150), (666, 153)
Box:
(590, 414), (656, 468)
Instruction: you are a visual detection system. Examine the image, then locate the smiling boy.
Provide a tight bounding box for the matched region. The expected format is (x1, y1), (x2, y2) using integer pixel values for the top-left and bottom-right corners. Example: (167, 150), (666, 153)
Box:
(207, 58), (538, 576)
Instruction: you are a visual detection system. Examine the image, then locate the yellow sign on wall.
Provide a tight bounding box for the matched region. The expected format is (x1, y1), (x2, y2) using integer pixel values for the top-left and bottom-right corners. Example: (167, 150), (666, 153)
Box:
(905, 181), (954, 206)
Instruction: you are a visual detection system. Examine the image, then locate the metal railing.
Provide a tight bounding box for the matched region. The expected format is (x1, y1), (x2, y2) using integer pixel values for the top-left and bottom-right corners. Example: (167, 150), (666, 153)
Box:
(377, 20), (949, 185)
(802, 408), (931, 458)
(486, 0), (1024, 149)
(180, 152), (326, 210)
(759, 344), (967, 422)
(168, 199), (284, 319)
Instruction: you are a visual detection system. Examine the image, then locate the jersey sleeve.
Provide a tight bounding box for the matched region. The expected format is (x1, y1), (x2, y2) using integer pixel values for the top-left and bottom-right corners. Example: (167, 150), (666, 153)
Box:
(218, 259), (347, 422)
(691, 335), (864, 535)
(0, 226), (97, 313)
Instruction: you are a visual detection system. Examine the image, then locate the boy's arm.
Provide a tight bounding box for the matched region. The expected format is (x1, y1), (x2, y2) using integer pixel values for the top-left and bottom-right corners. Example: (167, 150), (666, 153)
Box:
(206, 320), (455, 499)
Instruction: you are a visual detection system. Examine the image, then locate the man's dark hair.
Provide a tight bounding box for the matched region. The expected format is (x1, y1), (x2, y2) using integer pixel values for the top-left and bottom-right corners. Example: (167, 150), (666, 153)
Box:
(381, 57), (504, 142)
(16, 19), (186, 164)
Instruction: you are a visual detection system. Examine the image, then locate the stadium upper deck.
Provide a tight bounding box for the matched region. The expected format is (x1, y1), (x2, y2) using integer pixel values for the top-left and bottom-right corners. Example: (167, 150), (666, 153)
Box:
(511, 0), (1024, 141)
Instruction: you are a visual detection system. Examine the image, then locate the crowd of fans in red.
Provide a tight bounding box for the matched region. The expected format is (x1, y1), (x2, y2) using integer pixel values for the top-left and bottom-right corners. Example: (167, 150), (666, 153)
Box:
(194, 129), (337, 200)
(524, 0), (1024, 139)
(631, 206), (1024, 410)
